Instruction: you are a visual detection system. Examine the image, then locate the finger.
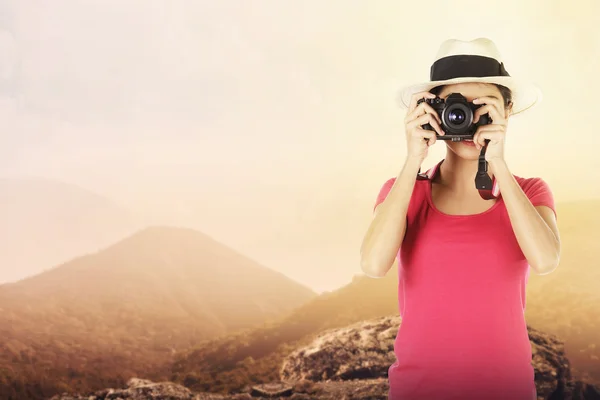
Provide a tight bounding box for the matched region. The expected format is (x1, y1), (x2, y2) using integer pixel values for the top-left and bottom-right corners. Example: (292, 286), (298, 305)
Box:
(473, 126), (502, 146)
(415, 128), (437, 146)
(476, 132), (487, 150)
(428, 116), (445, 136)
(473, 132), (485, 150)
(408, 91), (437, 113)
(474, 128), (504, 149)
(473, 97), (504, 122)
(475, 125), (506, 136)
(479, 130), (504, 141)
(474, 133), (490, 151)
(473, 104), (501, 124)
(406, 101), (442, 126)
(473, 96), (503, 109)
(405, 101), (426, 122)
(408, 112), (442, 134)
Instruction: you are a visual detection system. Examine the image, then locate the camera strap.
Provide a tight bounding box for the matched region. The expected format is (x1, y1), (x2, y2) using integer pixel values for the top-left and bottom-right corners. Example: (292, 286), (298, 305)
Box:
(417, 142), (500, 200)
(474, 139), (500, 200)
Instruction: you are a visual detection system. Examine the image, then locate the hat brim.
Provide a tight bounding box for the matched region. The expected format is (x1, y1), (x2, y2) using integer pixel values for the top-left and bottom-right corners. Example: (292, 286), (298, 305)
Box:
(397, 76), (542, 116)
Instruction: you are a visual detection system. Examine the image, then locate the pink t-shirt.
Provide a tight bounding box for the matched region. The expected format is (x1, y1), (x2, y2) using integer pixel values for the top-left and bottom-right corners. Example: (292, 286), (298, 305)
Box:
(374, 165), (555, 400)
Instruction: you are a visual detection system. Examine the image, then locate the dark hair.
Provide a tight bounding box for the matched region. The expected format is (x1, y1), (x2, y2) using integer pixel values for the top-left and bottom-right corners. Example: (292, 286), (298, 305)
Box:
(429, 84), (513, 109)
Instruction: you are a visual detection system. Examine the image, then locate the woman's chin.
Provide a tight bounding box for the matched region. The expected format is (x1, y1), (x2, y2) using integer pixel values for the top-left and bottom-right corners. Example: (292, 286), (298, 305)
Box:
(447, 141), (481, 160)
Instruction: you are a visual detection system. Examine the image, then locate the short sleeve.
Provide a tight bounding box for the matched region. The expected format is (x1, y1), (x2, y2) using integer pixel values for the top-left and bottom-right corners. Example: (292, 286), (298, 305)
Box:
(373, 177), (396, 212)
(521, 177), (556, 218)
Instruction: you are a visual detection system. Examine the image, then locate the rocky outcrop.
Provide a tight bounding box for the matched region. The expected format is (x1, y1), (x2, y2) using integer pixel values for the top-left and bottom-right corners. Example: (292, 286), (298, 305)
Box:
(280, 316), (600, 400)
(280, 316), (397, 382)
(48, 377), (389, 400)
(49, 316), (600, 400)
(49, 378), (203, 400)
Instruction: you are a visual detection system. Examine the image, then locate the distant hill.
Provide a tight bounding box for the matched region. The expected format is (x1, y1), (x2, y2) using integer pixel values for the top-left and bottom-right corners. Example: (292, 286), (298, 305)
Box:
(50, 318), (600, 400)
(170, 199), (600, 393)
(170, 269), (398, 393)
(0, 226), (317, 400)
(0, 177), (143, 284)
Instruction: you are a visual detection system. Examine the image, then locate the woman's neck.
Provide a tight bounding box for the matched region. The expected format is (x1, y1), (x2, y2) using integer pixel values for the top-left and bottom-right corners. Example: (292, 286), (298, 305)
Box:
(437, 151), (493, 194)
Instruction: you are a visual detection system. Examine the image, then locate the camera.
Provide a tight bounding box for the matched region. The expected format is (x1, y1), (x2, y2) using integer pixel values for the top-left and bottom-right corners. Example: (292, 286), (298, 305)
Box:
(416, 93), (491, 140)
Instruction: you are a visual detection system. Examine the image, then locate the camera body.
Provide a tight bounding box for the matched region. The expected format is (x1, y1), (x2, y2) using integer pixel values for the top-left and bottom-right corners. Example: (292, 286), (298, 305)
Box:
(417, 93), (491, 140)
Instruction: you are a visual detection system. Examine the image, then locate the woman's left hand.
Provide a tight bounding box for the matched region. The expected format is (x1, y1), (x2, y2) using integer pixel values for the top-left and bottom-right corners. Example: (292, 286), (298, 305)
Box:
(471, 96), (510, 162)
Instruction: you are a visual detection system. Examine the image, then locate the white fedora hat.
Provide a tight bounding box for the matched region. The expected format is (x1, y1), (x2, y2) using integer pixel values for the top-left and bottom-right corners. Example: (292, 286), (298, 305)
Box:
(397, 38), (543, 115)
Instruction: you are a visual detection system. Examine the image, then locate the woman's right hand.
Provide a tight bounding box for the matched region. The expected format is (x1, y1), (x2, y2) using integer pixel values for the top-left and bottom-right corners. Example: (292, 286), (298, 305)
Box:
(404, 91), (445, 162)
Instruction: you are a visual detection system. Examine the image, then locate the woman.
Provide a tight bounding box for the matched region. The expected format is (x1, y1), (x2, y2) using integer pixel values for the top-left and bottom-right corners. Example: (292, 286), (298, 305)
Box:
(360, 38), (560, 399)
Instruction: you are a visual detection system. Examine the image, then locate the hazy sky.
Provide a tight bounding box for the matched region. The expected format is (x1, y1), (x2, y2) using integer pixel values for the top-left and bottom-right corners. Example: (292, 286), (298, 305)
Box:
(1, 0), (599, 293)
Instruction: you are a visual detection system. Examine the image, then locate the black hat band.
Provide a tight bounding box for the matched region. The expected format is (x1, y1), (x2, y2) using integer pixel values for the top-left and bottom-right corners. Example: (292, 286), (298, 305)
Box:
(430, 54), (511, 81)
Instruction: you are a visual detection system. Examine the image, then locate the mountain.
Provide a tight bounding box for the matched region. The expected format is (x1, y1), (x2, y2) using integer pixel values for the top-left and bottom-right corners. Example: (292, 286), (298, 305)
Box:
(169, 199), (600, 393)
(49, 318), (600, 400)
(169, 270), (399, 394)
(0, 226), (317, 400)
(0, 177), (143, 284)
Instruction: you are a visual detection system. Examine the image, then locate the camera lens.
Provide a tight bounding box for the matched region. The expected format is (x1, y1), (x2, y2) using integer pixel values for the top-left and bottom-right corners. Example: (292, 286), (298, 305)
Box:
(448, 109), (466, 125)
(442, 102), (472, 134)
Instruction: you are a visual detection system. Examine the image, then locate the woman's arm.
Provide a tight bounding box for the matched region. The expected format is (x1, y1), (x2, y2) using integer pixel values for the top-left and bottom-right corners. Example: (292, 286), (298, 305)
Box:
(490, 159), (560, 275)
(361, 90), (443, 278)
(360, 156), (422, 278)
(471, 95), (560, 275)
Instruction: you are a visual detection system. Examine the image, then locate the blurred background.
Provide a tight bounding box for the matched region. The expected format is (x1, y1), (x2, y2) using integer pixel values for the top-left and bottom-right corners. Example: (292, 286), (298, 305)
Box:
(0, 1), (598, 399)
